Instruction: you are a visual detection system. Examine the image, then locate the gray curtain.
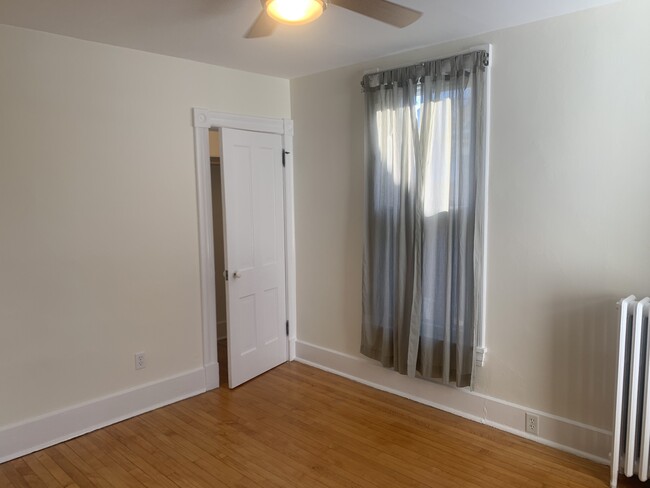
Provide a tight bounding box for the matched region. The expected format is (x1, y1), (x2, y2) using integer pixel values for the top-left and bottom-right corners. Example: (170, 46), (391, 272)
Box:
(361, 51), (487, 388)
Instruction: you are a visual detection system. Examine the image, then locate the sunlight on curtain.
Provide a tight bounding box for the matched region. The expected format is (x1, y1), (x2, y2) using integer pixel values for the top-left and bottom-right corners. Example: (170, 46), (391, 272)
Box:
(422, 98), (451, 217)
(376, 97), (452, 214)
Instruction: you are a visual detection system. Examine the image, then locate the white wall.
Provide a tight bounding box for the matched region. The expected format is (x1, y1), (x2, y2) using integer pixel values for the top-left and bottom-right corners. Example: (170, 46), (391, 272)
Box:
(0, 24), (290, 429)
(290, 0), (650, 439)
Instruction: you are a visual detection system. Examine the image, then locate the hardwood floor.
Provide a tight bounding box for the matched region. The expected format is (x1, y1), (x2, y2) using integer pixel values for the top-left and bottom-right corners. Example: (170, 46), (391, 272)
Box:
(0, 361), (643, 487)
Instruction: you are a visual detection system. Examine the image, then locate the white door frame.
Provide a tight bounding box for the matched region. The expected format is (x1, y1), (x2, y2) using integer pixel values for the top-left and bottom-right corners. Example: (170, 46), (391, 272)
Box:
(192, 108), (297, 390)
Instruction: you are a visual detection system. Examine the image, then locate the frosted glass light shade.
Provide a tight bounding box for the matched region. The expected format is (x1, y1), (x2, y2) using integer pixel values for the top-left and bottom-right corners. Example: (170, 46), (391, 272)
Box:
(265, 0), (325, 25)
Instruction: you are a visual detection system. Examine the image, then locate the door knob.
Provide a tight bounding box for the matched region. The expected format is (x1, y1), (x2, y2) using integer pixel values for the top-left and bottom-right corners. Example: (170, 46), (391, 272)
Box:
(233, 271), (242, 279)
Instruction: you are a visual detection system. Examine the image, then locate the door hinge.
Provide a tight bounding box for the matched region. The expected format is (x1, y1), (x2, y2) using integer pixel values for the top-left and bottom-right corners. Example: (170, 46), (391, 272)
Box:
(282, 149), (290, 167)
(286, 320), (289, 336)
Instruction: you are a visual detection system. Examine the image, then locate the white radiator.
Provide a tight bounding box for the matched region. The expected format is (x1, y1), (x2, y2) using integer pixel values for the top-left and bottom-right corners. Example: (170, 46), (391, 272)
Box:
(612, 295), (650, 488)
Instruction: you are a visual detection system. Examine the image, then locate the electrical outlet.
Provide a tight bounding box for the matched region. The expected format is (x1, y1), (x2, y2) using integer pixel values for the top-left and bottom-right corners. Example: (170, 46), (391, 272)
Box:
(135, 352), (146, 370)
(525, 412), (539, 436)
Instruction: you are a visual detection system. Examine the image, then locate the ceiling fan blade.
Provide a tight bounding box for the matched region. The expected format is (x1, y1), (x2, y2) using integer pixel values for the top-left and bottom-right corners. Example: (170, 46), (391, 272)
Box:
(330, 0), (422, 28)
(245, 10), (277, 38)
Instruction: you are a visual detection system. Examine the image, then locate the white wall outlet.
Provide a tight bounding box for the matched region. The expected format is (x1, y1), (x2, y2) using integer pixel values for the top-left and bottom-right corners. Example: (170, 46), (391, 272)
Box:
(134, 352), (146, 370)
(525, 412), (539, 436)
(475, 347), (487, 367)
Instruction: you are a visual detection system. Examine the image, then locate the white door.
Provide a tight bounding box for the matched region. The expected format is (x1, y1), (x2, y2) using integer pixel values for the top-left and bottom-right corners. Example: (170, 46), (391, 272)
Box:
(220, 127), (287, 388)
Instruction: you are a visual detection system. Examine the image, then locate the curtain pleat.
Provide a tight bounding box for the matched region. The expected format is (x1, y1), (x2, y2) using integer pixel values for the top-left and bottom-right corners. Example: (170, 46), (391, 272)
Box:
(361, 51), (487, 388)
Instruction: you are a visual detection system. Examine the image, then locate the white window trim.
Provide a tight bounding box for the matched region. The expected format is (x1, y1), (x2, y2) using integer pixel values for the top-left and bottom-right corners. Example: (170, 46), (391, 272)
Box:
(475, 43), (491, 367)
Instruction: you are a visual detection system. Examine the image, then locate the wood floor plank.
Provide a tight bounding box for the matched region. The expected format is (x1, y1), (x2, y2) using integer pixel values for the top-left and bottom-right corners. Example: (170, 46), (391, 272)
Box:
(1, 461), (31, 488)
(70, 433), (145, 488)
(7, 459), (46, 488)
(20, 457), (61, 488)
(52, 443), (112, 488)
(88, 429), (178, 488)
(164, 401), (331, 487)
(2, 361), (646, 487)
(47, 444), (99, 487)
(150, 407), (291, 488)
(0, 469), (17, 487)
(32, 452), (80, 488)
(109, 421), (216, 488)
(217, 388), (382, 486)
(190, 395), (366, 488)
(136, 414), (262, 488)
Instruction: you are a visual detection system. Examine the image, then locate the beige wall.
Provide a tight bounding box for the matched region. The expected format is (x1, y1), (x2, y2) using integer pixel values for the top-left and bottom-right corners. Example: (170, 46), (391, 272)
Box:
(290, 0), (650, 430)
(0, 24), (290, 428)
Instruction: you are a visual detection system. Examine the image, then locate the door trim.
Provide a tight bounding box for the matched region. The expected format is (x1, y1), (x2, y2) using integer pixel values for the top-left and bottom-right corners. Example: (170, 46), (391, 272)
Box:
(192, 108), (296, 390)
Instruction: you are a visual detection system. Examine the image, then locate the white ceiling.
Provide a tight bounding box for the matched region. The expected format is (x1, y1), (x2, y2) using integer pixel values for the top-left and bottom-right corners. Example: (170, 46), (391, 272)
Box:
(0, 0), (618, 79)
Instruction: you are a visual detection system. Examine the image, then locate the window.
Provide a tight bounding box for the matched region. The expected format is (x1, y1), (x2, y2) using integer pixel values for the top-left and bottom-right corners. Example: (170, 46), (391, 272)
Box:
(360, 50), (489, 388)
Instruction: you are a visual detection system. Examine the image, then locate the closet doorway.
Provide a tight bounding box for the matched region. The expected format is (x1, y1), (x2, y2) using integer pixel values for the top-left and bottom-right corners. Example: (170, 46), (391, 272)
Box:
(205, 124), (290, 389)
(208, 129), (229, 386)
(193, 109), (297, 392)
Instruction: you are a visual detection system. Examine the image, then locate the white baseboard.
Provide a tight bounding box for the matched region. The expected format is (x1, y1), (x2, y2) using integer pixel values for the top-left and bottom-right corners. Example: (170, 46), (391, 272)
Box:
(205, 361), (220, 390)
(289, 337), (296, 361)
(0, 367), (207, 464)
(295, 340), (611, 464)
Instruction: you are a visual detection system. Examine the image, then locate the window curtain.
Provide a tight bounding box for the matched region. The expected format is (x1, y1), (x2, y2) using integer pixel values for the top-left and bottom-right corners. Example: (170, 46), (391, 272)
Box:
(361, 51), (487, 388)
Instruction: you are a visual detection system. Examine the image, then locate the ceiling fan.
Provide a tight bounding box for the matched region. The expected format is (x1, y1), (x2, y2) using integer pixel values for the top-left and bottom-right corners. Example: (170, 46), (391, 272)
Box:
(245, 0), (423, 38)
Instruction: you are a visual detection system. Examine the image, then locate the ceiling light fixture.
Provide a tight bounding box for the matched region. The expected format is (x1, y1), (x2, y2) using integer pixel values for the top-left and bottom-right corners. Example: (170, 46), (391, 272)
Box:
(265, 0), (326, 25)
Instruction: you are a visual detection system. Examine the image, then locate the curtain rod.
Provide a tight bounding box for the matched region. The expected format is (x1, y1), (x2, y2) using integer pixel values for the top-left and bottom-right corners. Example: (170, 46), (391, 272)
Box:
(360, 50), (489, 91)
